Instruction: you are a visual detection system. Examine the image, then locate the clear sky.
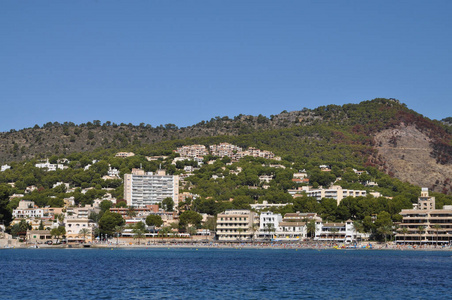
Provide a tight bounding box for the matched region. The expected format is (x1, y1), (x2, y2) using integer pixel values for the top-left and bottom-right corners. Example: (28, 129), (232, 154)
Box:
(1, 1), (451, 132)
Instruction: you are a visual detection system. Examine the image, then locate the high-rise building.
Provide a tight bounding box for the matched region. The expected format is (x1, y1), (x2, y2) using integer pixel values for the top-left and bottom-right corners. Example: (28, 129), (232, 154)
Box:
(124, 169), (179, 208)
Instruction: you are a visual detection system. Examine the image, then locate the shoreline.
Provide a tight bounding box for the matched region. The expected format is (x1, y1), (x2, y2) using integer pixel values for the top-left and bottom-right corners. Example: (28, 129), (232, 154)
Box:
(8, 241), (452, 251)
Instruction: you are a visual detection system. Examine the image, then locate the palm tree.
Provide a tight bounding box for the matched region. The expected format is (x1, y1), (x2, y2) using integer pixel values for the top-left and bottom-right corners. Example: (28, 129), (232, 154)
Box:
(265, 223), (275, 241)
(79, 228), (90, 244)
(433, 224), (441, 247)
(133, 228), (145, 245)
(127, 207), (137, 218)
(307, 220), (316, 240)
(330, 227), (339, 245)
(159, 226), (171, 241)
(401, 227), (409, 244)
(114, 225), (124, 245)
(57, 213), (65, 225)
(251, 223), (259, 243)
(418, 226), (426, 246)
(187, 226), (197, 239)
(353, 220), (365, 243)
(237, 227), (244, 242)
(378, 225), (392, 244)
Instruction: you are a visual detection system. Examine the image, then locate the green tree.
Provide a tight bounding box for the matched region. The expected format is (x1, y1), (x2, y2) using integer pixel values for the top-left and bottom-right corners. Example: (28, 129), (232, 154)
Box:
(0, 185), (13, 226)
(179, 210), (202, 230)
(330, 227), (339, 244)
(11, 219), (31, 237)
(433, 224), (441, 247)
(99, 211), (125, 236)
(306, 220), (316, 239)
(265, 223), (275, 241)
(375, 211), (393, 242)
(203, 216), (216, 232)
(377, 225), (392, 244)
(114, 225), (124, 245)
(50, 226), (66, 243)
(237, 227), (244, 242)
(116, 201), (127, 208)
(126, 207), (137, 218)
(162, 197), (174, 212)
(133, 228), (145, 245)
(133, 221), (146, 231)
(100, 200), (112, 213)
(79, 228), (90, 243)
(187, 226), (197, 237)
(146, 215), (163, 228)
(158, 226), (171, 239)
(418, 225), (425, 245)
(400, 227), (409, 244)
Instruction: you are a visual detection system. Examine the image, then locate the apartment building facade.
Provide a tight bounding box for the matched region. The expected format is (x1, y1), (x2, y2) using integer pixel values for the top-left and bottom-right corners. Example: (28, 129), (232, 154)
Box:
(314, 219), (356, 244)
(124, 169), (179, 208)
(175, 144), (208, 158)
(396, 188), (452, 245)
(289, 185), (367, 205)
(216, 210), (258, 241)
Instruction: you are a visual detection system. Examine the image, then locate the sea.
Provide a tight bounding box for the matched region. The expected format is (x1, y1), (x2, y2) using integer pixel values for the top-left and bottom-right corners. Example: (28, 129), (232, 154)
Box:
(0, 248), (451, 299)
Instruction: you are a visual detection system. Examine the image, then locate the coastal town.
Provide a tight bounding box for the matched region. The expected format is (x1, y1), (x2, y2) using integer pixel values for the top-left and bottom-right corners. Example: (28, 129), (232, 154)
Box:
(2, 143), (451, 250)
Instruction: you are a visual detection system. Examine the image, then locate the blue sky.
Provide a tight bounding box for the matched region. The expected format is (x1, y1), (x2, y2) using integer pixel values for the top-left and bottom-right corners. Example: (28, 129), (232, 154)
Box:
(1, 1), (451, 132)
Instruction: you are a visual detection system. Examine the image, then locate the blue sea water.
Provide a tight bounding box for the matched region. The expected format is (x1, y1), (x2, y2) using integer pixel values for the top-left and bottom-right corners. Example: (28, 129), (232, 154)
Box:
(0, 248), (451, 299)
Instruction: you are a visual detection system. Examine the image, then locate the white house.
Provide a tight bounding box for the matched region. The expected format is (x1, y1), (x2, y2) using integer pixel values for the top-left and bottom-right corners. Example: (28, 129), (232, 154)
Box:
(12, 200), (44, 219)
(250, 201), (291, 211)
(35, 160), (65, 171)
(107, 167), (120, 177)
(1, 164), (11, 172)
(259, 175), (273, 183)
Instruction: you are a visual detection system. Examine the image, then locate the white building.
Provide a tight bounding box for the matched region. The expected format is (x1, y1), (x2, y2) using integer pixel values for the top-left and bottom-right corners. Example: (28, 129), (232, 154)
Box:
(1, 164), (11, 172)
(35, 159), (65, 171)
(293, 171), (308, 179)
(12, 200), (44, 219)
(250, 201), (291, 211)
(259, 175), (273, 183)
(257, 211), (282, 239)
(275, 221), (307, 241)
(115, 152), (135, 158)
(124, 169), (179, 208)
(107, 167), (120, 177)
(300, 185), (367, 205)
(53, 182), (70, 189)
(314, 219), (356, 244)
(25, 186), (38, 193)
(273, 212), (321, 241)
(172, 156), (204, 166)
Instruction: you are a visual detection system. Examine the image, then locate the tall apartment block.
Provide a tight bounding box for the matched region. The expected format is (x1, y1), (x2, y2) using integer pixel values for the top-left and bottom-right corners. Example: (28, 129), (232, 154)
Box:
(124, 169), (179, 208)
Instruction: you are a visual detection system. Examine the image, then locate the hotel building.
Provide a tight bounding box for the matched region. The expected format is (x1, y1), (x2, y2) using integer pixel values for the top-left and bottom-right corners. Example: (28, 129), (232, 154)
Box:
(216, 210), (258, 241)
(396, 188), (452, 245)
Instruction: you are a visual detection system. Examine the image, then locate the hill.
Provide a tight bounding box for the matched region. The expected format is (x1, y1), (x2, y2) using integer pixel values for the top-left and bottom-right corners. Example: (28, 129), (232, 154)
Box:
(1, 98), (451, 193)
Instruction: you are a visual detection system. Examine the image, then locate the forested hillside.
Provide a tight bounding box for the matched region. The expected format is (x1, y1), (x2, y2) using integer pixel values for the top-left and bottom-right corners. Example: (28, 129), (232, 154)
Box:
(1, 98), (451, 192)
